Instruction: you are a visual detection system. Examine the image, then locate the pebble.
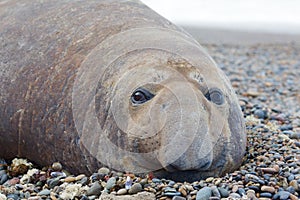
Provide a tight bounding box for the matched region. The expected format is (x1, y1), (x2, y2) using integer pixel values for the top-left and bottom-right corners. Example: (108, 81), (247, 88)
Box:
(37, 189), (51, 196)
(51, 162), (62, 171)
(98, 167), (110, 175)
(196, 187), (211, 200)
(259, 192), (272, 198)
(246, 189), (257, 200)
(64, 176), (76, 183)
(172, 196), (186, 200)
(86, 182), (101, 196)
(273, 191), (291, 200)
(105, 177), (116, 190)
(128, 183), (142, 194)
(217, 187), (229, 198)
(211, 186), (220, 198)
(117, 188), (127, 195)
(261, 185), (276, 193)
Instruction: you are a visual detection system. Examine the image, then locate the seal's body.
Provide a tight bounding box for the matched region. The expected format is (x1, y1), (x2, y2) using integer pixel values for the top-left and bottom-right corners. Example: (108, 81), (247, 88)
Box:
(0, 0), (246, 181)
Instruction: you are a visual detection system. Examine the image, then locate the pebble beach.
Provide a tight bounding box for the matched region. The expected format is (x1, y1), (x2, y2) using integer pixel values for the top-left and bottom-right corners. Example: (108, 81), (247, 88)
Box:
(0, 32), (300, 200)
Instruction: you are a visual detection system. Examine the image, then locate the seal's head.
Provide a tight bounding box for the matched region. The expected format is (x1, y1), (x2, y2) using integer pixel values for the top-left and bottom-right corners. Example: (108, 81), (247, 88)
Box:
(72, 28), (246, 181)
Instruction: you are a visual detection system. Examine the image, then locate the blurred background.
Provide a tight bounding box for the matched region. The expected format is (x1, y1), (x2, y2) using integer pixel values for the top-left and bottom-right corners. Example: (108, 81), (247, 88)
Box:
(141, 0), (300, 44)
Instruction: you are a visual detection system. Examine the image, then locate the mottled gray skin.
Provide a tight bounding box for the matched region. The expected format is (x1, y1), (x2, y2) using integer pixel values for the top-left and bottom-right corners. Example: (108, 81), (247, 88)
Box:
(0, 0), (246, 181)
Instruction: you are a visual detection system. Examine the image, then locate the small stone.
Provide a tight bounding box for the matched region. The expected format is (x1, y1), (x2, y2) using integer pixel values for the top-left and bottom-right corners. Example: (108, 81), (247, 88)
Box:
(75, 174), (86, 181)
(289, 180), (299, 191)
(211, 186), (221, 198)
(0, 193), (6, 200)
(185, 185), (194, 191)
(168, 181), (176, 187)
(51, 162), (62, 171)
(285, 186), (295, 194)
(48, 177), (61, 188)
(50, 171), (66, 178)
(205, 177), (214, 182)
(128, 183), (142, 194)
(232, 185), (239, 193)
(261, 185), (276, 193)
(64, 176), (76, 182)
(117, 188), (127, 195)
(28, 197), (42, 200)
(6, 194), (19, 200)
(254, 109), (267, 119)
(98, 167), (110, 175)
(178, 186), (187, 196)
(38, 189), (51, 196)
(0, 173), (8, 185)
(164, 187), (177, 193)
(260, 166), (279, 174)
(246, 189), (257, 200)
(151, 178), (161, 183)
(87, 182), (102, 196)
(277, 191), (291, 200)
(237, 188), (246, 196)
(172, 196), (186, 200)
(125, 176), (132, 190)
(217, 187), (229, 198)
(290, 132), (300, 139)
(196, 187), (211, 200)
(105, 177), (116, 190)
(229, 193), (241, 198)
(290, 194), (299, 200)
(164, 192), (181, 197)
(259, 192), (272, 198)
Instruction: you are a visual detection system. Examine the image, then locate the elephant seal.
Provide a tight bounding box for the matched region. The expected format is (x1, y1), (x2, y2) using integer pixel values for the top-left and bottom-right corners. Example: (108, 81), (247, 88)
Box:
(0, 0), (246, 181)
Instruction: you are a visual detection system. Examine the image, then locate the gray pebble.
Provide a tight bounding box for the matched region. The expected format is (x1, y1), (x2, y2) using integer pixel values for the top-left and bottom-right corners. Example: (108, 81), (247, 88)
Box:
(254, 109), (267, 119)
(217, 187), (229, 198)
(229, 193), (241, 198)
(0, 173), (8, 185)
(237, 188), (246, 196)
(86, 182), (101, 196)
(290, 132), (300, 139)
(98, 167), (110, 175)
(164, 187), (177, 193)
(105, 177), (116, 190)
(128, 183), (142, 194)
(164, 192), (181, 197)
(48, 177), (61, 188)
(285, 186), (295, 194)
(152, 178), (161, 183)
(196, 187), (212, 200)
(211, 186), (221, 198)
(6, 194), (19, 200)
(168, 181), (176, 187)
(277, 191), (291, 200)
(38, 189), (51, 196)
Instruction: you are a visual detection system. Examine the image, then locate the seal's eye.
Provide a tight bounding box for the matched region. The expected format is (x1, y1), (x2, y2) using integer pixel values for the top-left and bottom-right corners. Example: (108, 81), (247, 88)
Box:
(131, 88), (154, 104)
(205, 88), (224, 105)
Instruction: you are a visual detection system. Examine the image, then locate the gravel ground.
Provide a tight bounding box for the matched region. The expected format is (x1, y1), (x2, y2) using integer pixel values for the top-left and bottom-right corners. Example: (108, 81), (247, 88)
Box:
(0, 43), (299, 200)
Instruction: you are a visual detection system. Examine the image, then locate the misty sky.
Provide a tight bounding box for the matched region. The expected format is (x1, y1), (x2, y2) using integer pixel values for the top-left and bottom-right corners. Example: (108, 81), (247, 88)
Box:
(141, 0), (300, 34)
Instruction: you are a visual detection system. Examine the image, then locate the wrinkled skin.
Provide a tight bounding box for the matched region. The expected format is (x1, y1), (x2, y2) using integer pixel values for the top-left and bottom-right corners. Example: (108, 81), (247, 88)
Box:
(0, 0), (246, 181)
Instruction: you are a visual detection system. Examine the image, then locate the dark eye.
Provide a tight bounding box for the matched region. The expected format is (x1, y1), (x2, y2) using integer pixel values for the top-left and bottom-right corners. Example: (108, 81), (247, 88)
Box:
(131, 88), (154, 104)
(205, 88), (224, 105)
